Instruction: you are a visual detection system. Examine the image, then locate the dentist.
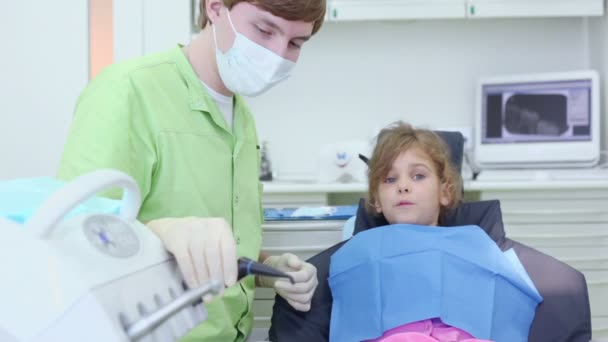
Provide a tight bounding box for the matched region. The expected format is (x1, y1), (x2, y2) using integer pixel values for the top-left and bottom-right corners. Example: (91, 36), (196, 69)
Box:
(58, 0), (325, 340)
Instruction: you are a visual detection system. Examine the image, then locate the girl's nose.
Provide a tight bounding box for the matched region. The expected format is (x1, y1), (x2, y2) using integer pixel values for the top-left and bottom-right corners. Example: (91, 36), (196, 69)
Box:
(397, 181), (410, 193)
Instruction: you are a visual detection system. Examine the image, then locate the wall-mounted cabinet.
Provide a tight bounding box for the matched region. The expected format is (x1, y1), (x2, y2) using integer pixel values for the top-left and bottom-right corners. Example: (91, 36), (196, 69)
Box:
(327, 0), (604, 21)
(187, 0), (605, 28)
(328, 0), (465, 21)
(466, 0), (605, 18)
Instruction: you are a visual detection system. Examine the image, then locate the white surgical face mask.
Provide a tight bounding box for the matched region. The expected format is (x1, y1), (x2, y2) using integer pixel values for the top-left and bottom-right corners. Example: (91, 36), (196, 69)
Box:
(213, 9), (295, 97)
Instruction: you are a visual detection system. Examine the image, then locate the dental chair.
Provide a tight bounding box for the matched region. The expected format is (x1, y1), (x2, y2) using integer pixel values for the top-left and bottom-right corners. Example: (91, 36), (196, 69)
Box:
(269, 131), (594, 342)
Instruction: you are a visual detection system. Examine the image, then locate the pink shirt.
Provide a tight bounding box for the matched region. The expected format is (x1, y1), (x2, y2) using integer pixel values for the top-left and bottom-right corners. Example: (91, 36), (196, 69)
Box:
(365, 318), (493, 342)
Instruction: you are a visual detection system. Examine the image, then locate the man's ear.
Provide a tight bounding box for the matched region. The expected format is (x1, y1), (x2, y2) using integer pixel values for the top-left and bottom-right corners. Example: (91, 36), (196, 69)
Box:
(206, 0), (224, 24)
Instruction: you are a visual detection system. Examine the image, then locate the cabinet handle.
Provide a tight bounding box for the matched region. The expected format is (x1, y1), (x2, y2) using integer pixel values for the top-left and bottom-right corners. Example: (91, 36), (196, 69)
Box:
(466, 0), (476, 17)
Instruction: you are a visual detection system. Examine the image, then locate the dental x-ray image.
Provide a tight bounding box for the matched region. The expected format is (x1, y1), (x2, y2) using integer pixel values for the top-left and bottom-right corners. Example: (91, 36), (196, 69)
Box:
(504, 94), (568, 136)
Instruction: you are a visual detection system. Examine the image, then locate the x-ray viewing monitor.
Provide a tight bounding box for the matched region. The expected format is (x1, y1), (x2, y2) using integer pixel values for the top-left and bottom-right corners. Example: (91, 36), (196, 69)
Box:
(474, 70), (600, 169)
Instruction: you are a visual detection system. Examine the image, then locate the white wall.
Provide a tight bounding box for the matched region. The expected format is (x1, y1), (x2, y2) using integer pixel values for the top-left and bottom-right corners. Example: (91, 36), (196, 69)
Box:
(0, 2), (89, 180)
(247, 18), (594, 179)
(0, 1), (190, 180)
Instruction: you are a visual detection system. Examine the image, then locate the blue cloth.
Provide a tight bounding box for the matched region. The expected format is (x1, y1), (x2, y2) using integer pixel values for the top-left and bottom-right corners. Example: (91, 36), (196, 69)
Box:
(341, 215), (356, 241)
(0, 177), (121, 224)
(341, 219), (540, 298)
(503, 248), (540, 298)
(329, 224), (543, 342)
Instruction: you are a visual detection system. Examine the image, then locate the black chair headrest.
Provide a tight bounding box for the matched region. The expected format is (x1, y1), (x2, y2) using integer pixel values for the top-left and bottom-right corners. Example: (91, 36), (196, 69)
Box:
(359, 130), (465, 174)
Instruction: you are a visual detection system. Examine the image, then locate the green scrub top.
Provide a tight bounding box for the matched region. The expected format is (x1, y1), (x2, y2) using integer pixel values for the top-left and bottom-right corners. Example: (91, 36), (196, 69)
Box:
(58, 46), (264, 341)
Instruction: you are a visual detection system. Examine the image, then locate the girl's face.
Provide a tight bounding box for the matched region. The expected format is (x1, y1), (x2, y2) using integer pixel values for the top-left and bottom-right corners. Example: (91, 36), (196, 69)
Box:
(375, 147), (450, 226)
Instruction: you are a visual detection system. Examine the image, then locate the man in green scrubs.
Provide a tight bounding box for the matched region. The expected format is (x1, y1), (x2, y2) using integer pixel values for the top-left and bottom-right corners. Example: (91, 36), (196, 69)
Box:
(58, 0), (326, 340)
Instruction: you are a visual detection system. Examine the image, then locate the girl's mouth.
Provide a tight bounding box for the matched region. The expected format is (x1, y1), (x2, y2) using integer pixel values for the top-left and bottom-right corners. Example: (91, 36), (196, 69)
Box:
(396, 201), (413, 207)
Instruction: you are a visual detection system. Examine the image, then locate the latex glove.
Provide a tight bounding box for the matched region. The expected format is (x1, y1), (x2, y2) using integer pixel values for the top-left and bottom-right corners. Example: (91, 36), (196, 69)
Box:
(258, 253), (318, 312)
(147, 217), (237, 301)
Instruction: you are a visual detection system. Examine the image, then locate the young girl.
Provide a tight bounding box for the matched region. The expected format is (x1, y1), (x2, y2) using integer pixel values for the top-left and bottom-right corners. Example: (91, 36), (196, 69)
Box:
(358, 122), (488, 342)
(269, 122), (541, 342)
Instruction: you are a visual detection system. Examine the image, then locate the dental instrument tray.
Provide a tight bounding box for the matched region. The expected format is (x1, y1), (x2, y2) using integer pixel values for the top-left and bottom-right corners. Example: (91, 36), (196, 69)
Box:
(263, 205), (357, 221)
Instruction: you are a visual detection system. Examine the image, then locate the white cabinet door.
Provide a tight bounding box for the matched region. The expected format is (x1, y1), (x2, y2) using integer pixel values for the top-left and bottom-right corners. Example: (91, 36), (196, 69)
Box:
(466, 0), (604, 18)
(327, 0), (604, 21)
(327, 0), (466, 21)
(114, 0), (193, 62)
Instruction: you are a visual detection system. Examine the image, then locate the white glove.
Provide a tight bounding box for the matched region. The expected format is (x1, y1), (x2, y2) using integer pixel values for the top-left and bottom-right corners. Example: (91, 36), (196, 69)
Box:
(258, 253), (318, 312)
(147, 217), (237, 301)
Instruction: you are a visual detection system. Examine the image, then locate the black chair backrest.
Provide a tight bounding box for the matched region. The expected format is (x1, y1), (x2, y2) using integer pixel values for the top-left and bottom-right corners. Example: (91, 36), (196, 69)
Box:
(434, 130), (464, 174)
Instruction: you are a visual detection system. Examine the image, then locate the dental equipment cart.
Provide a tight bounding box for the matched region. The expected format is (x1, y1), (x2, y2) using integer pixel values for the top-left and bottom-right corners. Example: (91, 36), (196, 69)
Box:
(0, 169), (221, 341)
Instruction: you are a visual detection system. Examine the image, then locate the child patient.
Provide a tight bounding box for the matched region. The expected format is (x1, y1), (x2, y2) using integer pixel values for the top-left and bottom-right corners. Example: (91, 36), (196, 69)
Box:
(356, 122), (485, 342)
(269, 122), (541, 342)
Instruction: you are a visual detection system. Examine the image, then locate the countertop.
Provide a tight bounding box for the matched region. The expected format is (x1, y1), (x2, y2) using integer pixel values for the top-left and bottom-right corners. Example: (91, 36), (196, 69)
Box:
(262, 178), (608, 194)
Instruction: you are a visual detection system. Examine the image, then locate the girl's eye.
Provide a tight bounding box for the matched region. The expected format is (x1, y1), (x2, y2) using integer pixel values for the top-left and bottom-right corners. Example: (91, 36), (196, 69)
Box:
(413, 174), (426, 181)
(384, 177), (396, 183)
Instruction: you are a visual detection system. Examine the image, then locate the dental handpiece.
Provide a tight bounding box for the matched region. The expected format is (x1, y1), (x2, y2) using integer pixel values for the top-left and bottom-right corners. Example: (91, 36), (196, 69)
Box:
(237, 257), (295, 284)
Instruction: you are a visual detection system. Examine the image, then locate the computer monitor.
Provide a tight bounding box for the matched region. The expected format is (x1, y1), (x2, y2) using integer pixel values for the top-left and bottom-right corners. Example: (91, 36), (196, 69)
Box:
(474, 70), (600, 169)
